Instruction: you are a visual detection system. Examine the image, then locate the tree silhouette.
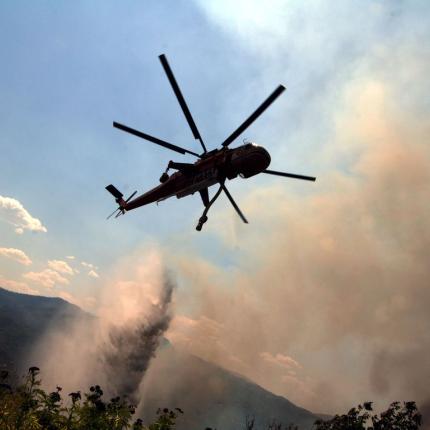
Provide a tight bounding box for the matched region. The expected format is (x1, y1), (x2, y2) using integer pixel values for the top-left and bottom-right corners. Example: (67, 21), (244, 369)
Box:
(313, 401), (422, 430)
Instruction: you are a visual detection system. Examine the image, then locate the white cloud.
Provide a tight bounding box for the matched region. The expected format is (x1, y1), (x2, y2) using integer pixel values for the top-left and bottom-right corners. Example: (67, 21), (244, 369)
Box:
(23, 269), (69, 289)
(0, 276), (38, 295)
(88, 270), (99, 279)
(0, 195), (47, 234)
(48, 260), (74, 275)
(81, 261), (99, 278)
(66, 255), (75, 260)
(81, 261), (97, 270)
(0, 247), (32, 265)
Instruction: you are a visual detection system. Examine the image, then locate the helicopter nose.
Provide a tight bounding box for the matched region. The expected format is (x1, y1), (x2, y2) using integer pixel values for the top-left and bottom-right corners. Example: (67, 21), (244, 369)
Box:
(250, 146), (271, 171)
(235, 145), (271, 178)
(259, 146), (271, 168)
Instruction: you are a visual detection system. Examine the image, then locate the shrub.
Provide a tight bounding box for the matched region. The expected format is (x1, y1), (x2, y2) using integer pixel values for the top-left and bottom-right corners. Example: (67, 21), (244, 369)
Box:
(0, 367), (182, 430)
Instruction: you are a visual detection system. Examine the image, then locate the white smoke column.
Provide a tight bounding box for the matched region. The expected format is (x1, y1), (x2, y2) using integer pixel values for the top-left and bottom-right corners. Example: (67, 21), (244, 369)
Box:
(31, 249), (175, 405)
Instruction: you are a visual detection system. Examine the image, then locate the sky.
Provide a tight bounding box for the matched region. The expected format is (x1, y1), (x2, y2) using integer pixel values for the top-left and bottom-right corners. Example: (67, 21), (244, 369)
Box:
(1, 0), (430, 417)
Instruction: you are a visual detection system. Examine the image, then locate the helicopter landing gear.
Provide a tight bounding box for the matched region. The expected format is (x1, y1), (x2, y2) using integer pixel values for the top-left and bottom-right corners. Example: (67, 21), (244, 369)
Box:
(195, 183), (224, 231)
(196, 215), (208, 231)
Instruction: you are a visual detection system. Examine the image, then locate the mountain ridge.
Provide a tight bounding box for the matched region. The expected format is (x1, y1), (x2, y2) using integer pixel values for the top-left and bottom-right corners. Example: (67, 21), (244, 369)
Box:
(0, 287), (92, 371)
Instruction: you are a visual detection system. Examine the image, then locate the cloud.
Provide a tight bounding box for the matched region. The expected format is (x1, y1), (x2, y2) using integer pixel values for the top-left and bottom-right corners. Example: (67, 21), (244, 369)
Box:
(88, 270), (99, 279)
(0, 247), (32, 265)
(81, 261), (97, 270)
(48, 260), (74, 275)
(0, 196), (47, 234)
(81, 261), (99, 278)
(23, 269), (69, 289)
(66, 255), (75, 260)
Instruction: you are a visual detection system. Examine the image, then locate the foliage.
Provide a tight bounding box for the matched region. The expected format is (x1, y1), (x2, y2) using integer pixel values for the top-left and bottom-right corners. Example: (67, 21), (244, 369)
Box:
(0, 367), (424, 430)
(0, 367), (182, 430)
(313, 401), (422, 430)
(239, 402), (422, 430)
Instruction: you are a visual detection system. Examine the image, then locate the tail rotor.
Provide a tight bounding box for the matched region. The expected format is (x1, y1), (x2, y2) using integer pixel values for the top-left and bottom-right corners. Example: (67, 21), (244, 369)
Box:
(106, 185), (137, 219)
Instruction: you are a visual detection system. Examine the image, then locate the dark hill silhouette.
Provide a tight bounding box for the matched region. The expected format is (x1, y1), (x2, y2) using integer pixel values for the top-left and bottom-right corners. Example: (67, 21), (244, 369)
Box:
(0, 287), (91, 370)
(0, 286), (317, 429)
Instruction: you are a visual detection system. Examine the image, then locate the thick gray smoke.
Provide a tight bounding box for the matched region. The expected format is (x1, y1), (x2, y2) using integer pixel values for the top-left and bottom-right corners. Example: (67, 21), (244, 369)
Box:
(30, 249), (174, 405)
(164, 74), (430, 415)
(157, 0), (430, 417)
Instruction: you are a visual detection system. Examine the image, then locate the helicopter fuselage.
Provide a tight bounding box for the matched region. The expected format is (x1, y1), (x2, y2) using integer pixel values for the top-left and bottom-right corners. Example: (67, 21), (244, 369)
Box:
(107, 54), (315, 230)
(124, 143), (271, 211)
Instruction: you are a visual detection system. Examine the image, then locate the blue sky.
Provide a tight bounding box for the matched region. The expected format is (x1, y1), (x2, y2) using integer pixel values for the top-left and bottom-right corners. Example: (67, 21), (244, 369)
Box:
(1, 0), (430, 414)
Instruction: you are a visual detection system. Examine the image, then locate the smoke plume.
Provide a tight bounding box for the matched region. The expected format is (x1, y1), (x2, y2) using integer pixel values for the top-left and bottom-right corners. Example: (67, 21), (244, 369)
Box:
(164, 73), (430, 414)
(101, 270), (174, 401)
(30, 249), (174, 405)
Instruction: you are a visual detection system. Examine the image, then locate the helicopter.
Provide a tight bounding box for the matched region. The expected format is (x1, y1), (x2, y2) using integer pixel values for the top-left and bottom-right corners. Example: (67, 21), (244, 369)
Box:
(106, 54), (316, 231)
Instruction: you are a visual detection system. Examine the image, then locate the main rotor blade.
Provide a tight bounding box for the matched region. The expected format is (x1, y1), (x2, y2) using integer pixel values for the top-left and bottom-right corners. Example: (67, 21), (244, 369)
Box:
(113, 121), (200, 157)
(221, 85), (286, 148)
(263, 169), (316, 182)
(159, 54), (207, 153)
(221, 184), (248, 224)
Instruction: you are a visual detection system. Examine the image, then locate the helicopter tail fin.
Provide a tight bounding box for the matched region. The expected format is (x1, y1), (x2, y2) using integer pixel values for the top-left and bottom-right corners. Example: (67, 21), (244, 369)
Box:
(106, 184), (138, 219)
(106, 184), (125, 204)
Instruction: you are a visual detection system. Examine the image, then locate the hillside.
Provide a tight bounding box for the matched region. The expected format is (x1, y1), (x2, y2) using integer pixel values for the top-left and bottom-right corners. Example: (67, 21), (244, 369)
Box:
(0, 287), (317, 429)
(143, 347), (317, 429)
(0, 287), (91, 371)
